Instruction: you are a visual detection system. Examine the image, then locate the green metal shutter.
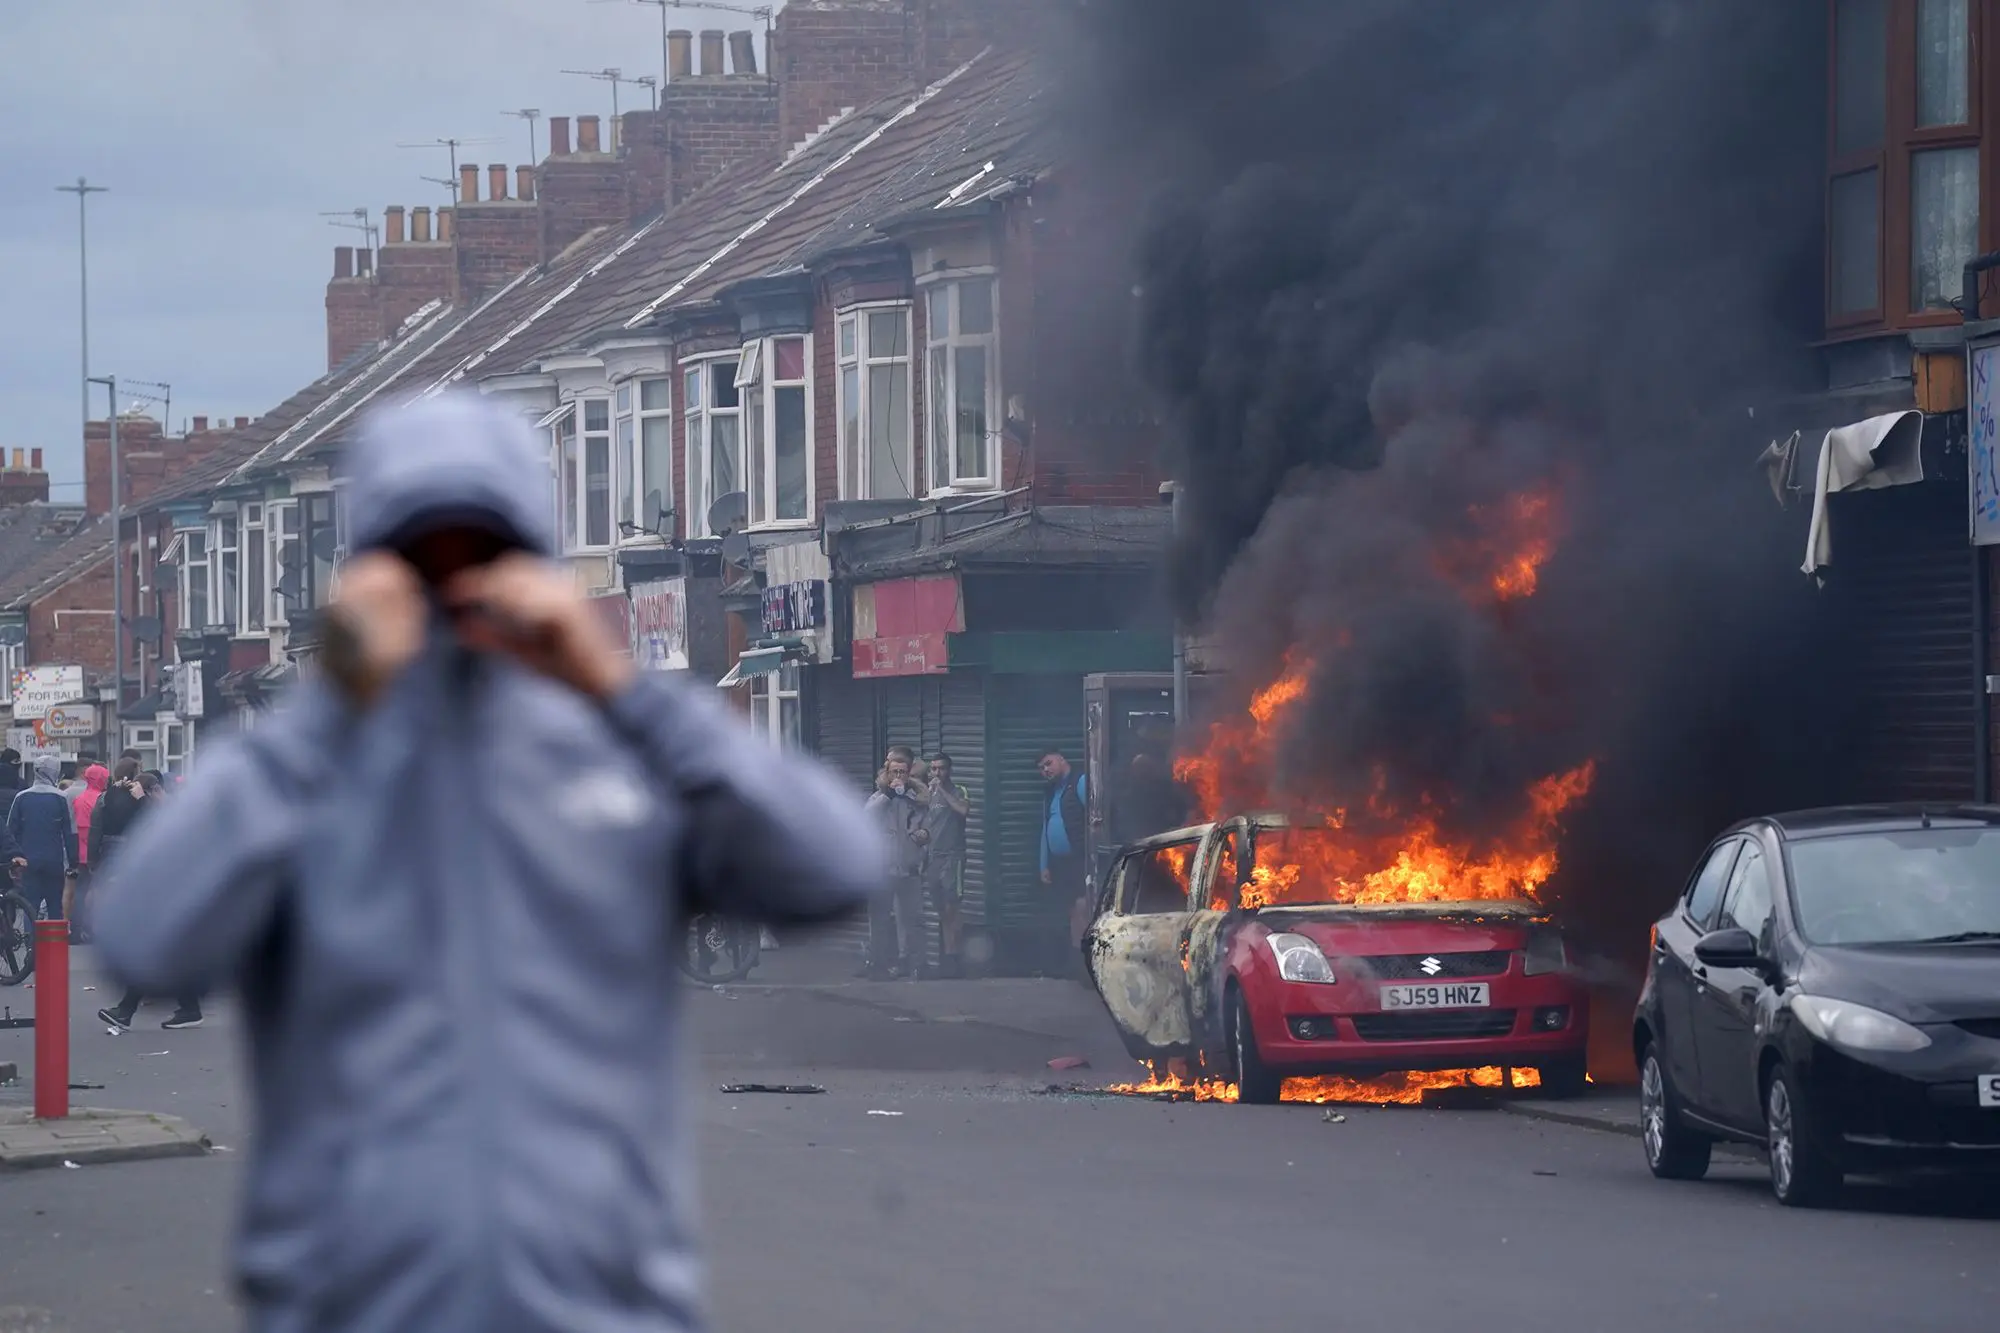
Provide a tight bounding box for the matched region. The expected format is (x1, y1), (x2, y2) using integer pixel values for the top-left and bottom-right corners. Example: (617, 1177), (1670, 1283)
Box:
(810, 669), (881, 957)
(986, 674), (1086, 969)
(1825, 483), (1977, 801)
(940, 675), (987, 929)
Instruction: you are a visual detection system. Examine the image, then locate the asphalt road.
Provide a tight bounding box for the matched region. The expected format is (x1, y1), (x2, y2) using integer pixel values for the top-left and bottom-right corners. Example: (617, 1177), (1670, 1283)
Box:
(1, 950), (1995, 1333)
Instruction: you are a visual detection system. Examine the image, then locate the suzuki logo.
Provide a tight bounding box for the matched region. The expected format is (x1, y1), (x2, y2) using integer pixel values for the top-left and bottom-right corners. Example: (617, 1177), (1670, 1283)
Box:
(1418, 956), (1444, 976)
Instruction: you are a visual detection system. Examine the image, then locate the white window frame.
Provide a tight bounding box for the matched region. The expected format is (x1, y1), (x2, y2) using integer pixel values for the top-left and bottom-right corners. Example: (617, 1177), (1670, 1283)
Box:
(577, 397), (614, 551)
(748, 662), (803, 749)
(209, 511), (240, 633)
(266, 501), (299, 627)
(240, 501), (267, 635)
(836, 304), (916, 502)
(740, 333), (815, 531)
(613, 378), (677, 542)
(922, 275), (1001, 495)
(179, 524), (210, 633)
(682, 354), (744, 539)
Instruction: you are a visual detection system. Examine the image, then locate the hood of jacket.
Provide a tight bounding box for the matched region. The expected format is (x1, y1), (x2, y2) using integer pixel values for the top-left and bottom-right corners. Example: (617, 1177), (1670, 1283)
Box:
(344, 392), (555, 558)
(31, 755), (62, 790)
(82, 764), (109, 794)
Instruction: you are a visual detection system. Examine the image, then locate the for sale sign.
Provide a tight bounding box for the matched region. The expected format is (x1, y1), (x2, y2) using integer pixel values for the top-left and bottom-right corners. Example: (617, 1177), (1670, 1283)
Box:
(8, 665), (86, 720)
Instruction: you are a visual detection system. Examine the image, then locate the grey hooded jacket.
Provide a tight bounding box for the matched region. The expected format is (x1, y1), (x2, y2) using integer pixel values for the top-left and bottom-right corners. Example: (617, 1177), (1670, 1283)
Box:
(92, 394), (883, 1333)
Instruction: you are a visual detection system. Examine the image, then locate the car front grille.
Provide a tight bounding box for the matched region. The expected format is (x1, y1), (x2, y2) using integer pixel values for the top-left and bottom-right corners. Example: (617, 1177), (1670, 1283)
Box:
(1351, 1010), (1519, 1041)
(1953, 1017), (2000, 1040)
(1360, 951), (1513, 980)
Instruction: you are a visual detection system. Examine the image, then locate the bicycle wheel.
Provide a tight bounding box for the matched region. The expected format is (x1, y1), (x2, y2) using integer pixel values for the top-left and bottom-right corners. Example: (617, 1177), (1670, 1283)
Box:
(0, 891), (34, 987)
(679, 916), (760, 985)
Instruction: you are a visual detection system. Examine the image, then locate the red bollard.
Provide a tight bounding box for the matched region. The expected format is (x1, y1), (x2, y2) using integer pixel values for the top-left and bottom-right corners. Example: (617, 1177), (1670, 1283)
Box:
(34, 921), (68, 1120)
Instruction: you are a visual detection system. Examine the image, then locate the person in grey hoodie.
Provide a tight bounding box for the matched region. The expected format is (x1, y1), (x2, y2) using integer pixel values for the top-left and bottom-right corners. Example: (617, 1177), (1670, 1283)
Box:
(91, 393), (882, 1333)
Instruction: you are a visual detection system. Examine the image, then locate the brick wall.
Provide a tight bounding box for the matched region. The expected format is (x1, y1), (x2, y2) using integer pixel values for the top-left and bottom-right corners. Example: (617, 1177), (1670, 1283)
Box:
(541, 153), (630, 261)
(83, 416), (166, 516)
(326, 268), (383, 370)
(622, 110), (671, 224)
(773, 1), (912, 150)
(29, 560), (115, 677)
(664, 78), (781, 204)
(913, 0), (1002, 78)
(375, 236), (455, 337)
(453, 199), (541, 301)
(0, 451), (49, 508)
(813, 296), (840, 517)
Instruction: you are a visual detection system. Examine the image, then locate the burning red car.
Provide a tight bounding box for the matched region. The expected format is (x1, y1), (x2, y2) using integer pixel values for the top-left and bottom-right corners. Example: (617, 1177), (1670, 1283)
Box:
(1084, 815), (1591, 1103)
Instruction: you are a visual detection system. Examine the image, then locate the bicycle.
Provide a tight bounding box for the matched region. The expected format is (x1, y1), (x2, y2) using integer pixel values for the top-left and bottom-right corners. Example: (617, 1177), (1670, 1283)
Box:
(678, 914), (762, 985)
(1, 866), (34, 987)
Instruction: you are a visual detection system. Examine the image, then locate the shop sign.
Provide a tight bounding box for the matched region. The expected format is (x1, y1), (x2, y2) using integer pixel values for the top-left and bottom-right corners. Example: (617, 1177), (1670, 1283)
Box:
(854, 632), (949, 679)
(631, 579), (689, 672)
(41, 704), (97, 739)
(1973, 341), (2000, 546)
(175, 661), (205, 719)
(590, 593), (633, 658)
(762, 580), (826, 637)
(9, 665), (86, 720)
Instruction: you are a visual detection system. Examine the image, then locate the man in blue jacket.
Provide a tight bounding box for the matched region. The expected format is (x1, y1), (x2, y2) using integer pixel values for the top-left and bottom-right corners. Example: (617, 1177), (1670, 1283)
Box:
(93, 393), (882, 1333)
(8, 754), (77, 920)
(1037, 750), (1089, 975)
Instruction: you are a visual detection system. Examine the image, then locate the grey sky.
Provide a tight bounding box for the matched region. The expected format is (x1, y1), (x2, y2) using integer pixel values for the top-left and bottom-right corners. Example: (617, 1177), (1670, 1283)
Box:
(0, 0), (783, 502)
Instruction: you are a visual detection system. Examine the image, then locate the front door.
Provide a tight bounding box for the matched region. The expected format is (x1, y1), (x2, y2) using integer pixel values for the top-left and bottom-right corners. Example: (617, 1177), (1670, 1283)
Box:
(1692, 839), (1779, 1133)
(1656, 839), (1738, 1109)
(1084, 834), (1203, 1059)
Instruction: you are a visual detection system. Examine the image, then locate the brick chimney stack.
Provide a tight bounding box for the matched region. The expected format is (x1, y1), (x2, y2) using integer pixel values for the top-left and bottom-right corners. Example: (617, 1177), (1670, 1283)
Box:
(84, 415), (166, 515)
(660, 26), (780, 206)
(460, 164), (480, 203)
(772, 0), (912, 153)
(0, 447), (50, 508)
(517, 166), (536, 202)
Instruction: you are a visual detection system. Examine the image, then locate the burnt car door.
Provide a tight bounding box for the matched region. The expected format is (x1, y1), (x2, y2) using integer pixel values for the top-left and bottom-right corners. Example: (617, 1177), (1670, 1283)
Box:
(1691, 837), (1780, 1132)
(1083, 833), (1205, 1059)
(1654, 838), (1739, 1108)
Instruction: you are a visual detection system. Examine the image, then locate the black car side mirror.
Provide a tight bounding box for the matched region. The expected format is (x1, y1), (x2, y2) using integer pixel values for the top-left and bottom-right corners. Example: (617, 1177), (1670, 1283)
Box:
(1694, 927), (1770, 973)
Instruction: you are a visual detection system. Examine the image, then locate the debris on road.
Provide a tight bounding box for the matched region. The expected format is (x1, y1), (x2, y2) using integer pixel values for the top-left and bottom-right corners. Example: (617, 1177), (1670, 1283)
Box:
(67, 1082), (104, 1092)
(1047, 1056), (1090, 1071)
(718, 1083), (826, 1096)
(1533, 1169), (1558, 1177)
(60, 1160), (79, 1170)
(866, 1110), (904, 1117)
(1322, 1110), (1347, 1124)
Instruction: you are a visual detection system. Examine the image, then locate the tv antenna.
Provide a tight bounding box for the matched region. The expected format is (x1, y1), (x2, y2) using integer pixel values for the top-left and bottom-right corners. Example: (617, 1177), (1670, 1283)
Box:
(590, 0), (774, 89)
(395, 137), (500, 202)
(502, 109), (543, 164)
(561, 67), (656, 124)
(320, 207), (380, 256)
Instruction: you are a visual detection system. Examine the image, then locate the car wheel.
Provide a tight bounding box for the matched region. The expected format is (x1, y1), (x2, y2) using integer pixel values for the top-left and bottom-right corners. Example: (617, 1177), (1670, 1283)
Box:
(1535, 1055), (1589, 1100)
(1229, 988), (1283, 1105)
(1639, 1044), (1711, 1181)
(1765, 1064), (1841, 1208)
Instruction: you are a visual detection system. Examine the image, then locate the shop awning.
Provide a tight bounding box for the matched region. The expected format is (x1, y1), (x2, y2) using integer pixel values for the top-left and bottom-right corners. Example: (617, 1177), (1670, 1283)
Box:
(716, 647), (787, 688)
(1800, 411), (1926, 576)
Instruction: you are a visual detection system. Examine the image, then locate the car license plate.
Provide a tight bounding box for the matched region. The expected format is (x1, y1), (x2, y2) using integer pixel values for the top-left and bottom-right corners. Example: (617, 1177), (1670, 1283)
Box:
(1980, 1075), (2000, 1109)
(1380, 982), (1490, 1010)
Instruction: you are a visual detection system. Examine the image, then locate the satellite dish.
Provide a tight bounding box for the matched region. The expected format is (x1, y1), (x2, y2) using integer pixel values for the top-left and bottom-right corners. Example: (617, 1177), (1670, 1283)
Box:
(0, 625), (24, 648)
(131, 615), (162, 641)
(642, 490), (666, 534)
(153, 561), (176, 585)
(275, 569), (303, 603)
(705, 490), (748, 538)
(720, 531), (752, 565)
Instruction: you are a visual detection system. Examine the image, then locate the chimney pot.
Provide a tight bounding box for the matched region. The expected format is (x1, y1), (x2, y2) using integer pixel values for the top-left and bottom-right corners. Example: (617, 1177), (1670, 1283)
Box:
(699, 29), (726, 76)
(384, 205), (407, 244)
(668, 29), (693, 79)
(193, 416), (208, 433)
(728, 30), (758, 76)
(334, 245), (355, 279)
(437, 207), (454, 242)
(411, 206), (432, 243)
(30, 449), (42, 472)
(357, 247), (373, 276)
(550, 115), (572, 157)
(235, 417), (249, 429)
(577, 115), (601, 154)
(460, 164), (480, 202)
(517, 165), (536, 202)
(9, 449), (21, 470)
(488, 164), (509, 201)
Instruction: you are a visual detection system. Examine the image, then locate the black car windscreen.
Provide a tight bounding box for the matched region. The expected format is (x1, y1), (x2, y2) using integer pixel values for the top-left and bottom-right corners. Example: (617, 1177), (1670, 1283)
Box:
(1787, 829), (2000, 946)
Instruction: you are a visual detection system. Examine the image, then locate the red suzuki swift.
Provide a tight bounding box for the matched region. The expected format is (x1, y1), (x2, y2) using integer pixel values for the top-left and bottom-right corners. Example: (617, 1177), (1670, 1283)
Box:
(1083, 815), (1590, 1102)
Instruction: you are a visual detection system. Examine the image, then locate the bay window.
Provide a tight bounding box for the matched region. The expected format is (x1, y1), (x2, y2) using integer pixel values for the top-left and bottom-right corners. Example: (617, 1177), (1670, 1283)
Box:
(267, 502), (299, 625)
(1828, 0), (1982, 327)
(214, 512), (239, 633)
(741, 334), (812, 528)
(614, 378), (676, 535)
(180, 528), (209, 632)
(684, 356), (743, 538)
(924, 277), (999, 492)
(303, 492), (338, 611)
(546, 398), (615, 552)
(837, 306), (915, 501)
(242, 502), (267, 633)
(749, 662), (802, 749)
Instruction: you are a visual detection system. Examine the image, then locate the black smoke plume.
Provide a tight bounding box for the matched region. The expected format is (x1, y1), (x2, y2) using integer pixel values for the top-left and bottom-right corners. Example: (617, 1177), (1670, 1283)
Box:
(1052, 0), (1842, 945)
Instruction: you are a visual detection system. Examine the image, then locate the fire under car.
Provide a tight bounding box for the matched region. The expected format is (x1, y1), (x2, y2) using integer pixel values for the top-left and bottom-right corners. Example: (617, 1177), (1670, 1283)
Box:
(1082, 815), (1591, 1102)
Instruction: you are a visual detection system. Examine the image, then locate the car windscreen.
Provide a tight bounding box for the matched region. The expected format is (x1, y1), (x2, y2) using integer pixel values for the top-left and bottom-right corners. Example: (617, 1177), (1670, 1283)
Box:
(1786, 827), (2000, 945)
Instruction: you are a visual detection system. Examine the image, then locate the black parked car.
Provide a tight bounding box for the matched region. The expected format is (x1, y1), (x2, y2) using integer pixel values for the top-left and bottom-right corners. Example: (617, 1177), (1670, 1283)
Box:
(1634, 806), (2000, 1206)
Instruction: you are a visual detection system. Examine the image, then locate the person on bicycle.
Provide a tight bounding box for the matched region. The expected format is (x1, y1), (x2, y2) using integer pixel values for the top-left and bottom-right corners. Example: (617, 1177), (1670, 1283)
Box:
(7, 755), (77, 921)
(92, 392), (882, 1333)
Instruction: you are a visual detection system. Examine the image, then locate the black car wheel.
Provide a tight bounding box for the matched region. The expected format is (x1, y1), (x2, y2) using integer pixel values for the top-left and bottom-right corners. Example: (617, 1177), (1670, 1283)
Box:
(1765, 1064), (1842, 1208)
(1639, 1044), (1711, 1180)
(1536, 1055), (1589, 1100)
(1229, 989), (1283, 1105)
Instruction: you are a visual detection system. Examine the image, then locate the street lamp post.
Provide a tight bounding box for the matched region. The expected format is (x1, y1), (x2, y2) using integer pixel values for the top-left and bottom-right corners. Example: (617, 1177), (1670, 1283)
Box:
(87, 377), (122, 714)
(56, 179), (109, 450)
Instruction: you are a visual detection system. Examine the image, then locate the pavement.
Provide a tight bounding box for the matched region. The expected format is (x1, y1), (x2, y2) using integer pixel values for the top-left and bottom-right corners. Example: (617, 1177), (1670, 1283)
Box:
(1, 946), (1995, 1333)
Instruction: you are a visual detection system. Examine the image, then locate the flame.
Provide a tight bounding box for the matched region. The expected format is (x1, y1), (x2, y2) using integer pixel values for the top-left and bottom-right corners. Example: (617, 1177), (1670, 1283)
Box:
(1108, 1065), (1542, 1105)
(1173, 484), (1593, 911)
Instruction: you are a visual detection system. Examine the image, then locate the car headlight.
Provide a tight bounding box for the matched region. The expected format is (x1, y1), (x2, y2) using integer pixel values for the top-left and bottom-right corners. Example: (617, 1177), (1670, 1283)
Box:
(1522, 927), (1568, 976)
(1789, 995), (1931, 1053)
(1266, 933), (1336, 984)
